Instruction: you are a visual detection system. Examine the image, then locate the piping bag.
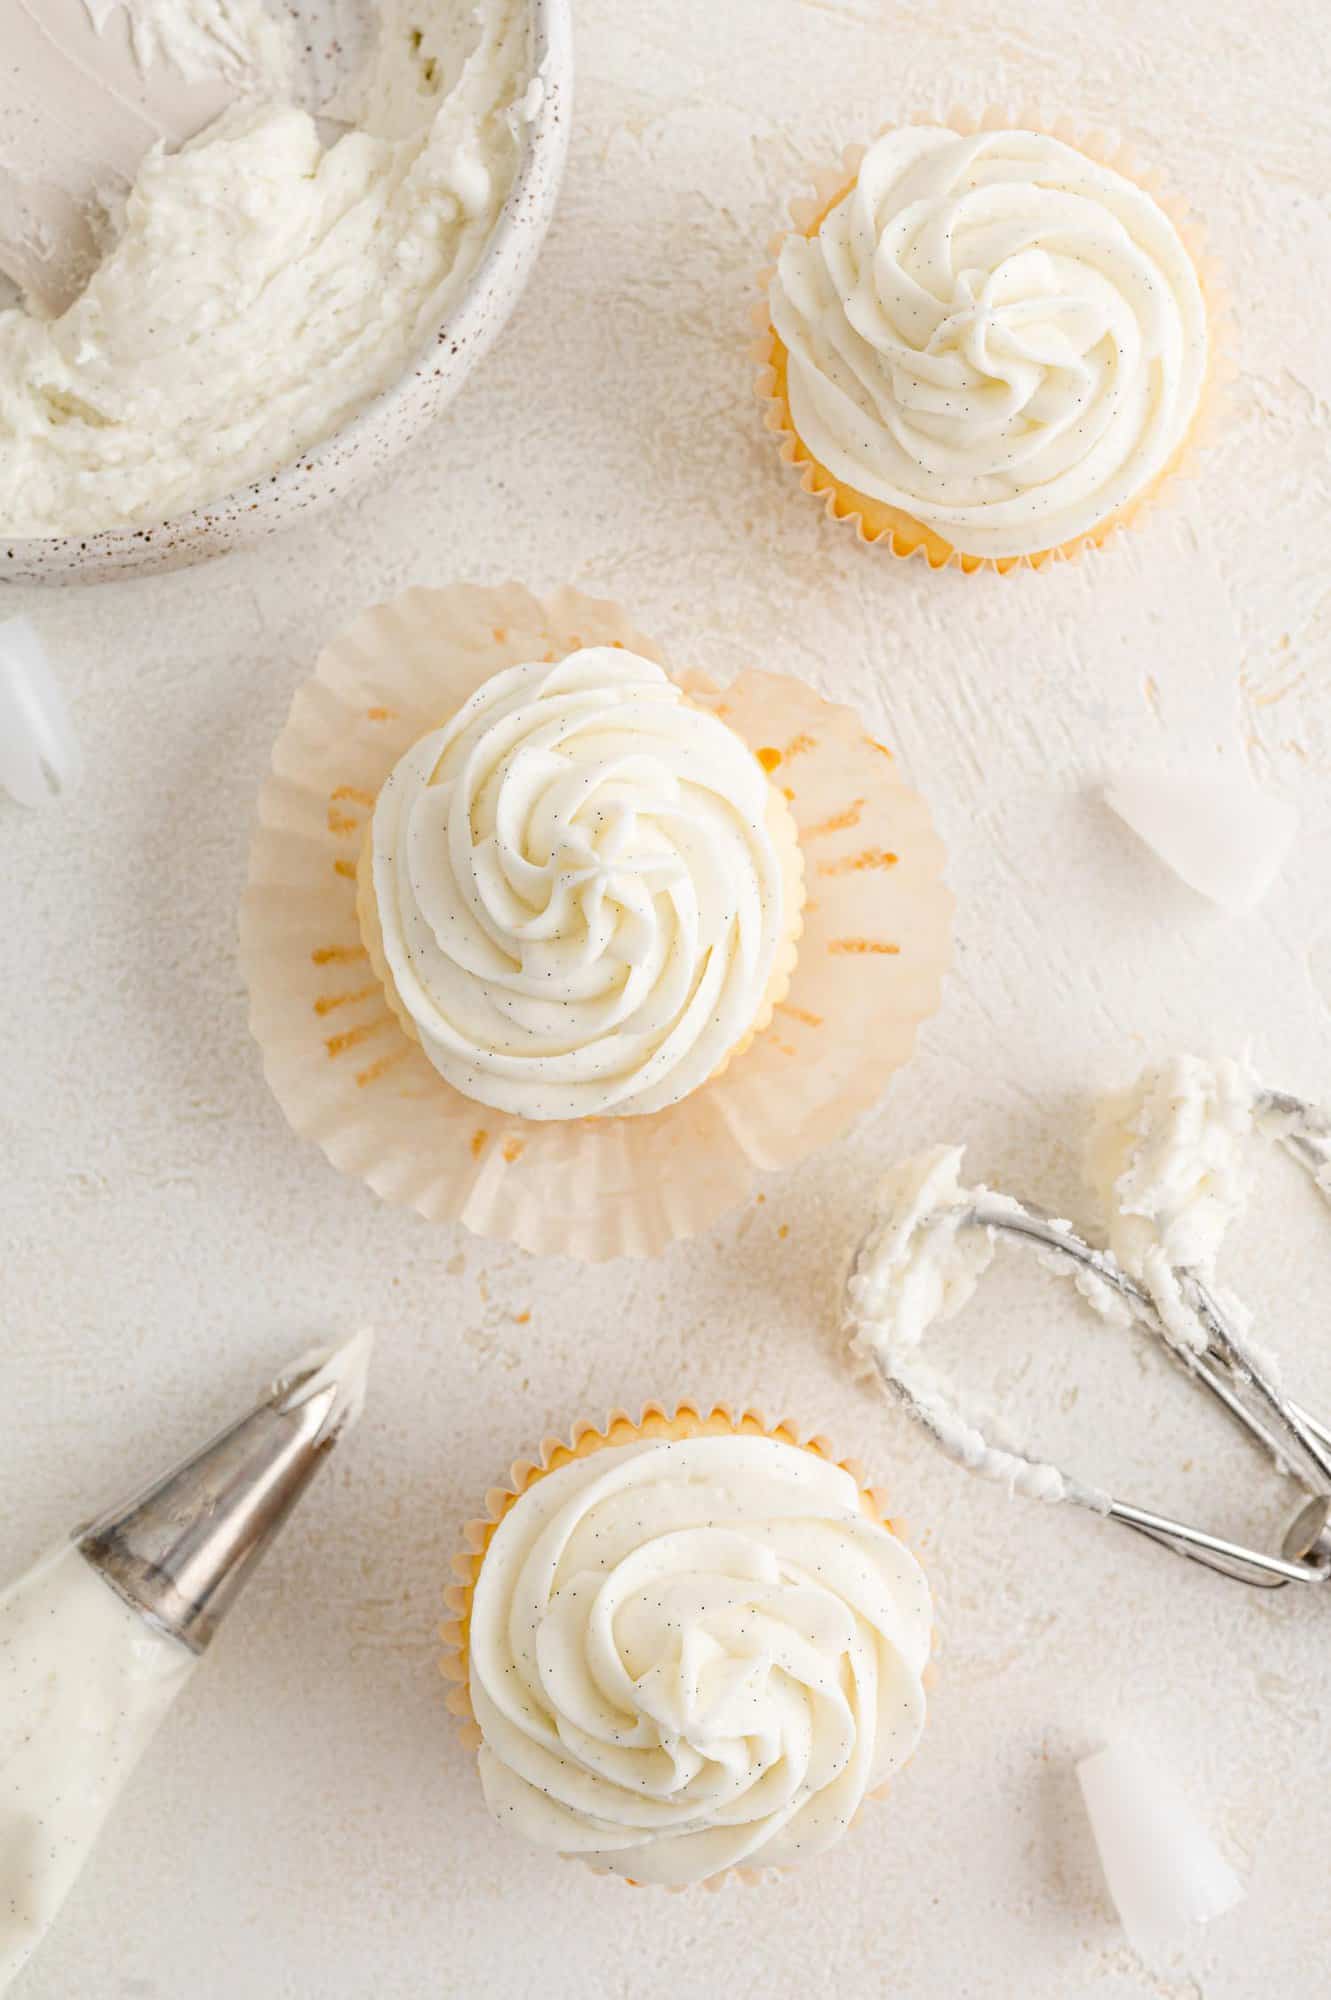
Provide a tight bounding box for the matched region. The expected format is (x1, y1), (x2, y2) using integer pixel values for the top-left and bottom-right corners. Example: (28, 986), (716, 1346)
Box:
(0, 1330), (373, 1992)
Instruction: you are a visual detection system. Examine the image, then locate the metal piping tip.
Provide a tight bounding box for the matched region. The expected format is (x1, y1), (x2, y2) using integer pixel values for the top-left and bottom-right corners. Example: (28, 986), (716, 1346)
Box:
(77, 1331), (373, 1655)
(274, 1327), (374, 1444)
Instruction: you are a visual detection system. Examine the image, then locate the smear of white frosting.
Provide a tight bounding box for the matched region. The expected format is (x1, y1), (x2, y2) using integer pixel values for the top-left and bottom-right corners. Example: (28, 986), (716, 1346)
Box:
(468, 1435), (932, 1886)
(770, 126), (1208, 560)
(1, 0), (283, 319)
(0, 0), (531, 533)
(371, 648), (789, 1122)
(88, 0), (293, 87)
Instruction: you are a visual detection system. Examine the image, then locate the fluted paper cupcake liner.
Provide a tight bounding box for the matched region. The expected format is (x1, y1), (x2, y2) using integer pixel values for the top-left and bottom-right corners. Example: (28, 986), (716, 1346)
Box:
(240, 582), (952, 1260)
(440, 1401), (927, 1891)
(754, 105), (1236, 575)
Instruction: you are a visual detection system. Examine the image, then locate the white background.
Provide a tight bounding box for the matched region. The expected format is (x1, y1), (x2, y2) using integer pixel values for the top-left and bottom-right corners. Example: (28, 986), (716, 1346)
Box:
(6, 1), (1331, 1994)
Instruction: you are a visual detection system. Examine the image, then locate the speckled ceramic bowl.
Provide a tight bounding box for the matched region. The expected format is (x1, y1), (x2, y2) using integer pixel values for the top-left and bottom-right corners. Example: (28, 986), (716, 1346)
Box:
(4, 0), (572, 585)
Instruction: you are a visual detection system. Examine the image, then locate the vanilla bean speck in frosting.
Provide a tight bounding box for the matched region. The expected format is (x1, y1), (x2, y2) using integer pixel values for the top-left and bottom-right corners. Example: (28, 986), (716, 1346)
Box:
(367, 648), (794, 1120)
(466, 1434), (932, 1885)
(769, 126), (1209, 560)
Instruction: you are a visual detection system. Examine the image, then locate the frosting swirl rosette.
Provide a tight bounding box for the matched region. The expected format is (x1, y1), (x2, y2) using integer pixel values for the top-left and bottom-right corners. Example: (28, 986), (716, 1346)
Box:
(465, 1434), (932, 1886)
(365, 648), (796, 1120)
(769, 126), (1209, 560)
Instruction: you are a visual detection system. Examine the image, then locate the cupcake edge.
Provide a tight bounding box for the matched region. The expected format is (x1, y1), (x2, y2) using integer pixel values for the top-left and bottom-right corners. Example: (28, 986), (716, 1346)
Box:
(754, 106), (1235, 574)
(439, 1401), (926, 1891)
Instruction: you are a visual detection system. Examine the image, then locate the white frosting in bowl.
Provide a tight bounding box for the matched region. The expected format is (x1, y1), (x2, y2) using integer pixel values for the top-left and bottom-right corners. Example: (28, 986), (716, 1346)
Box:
(368, 647), (791, 1121)
(467, 1434), (932, 1885)
(769, 126), (1209, 560)
(0, 0), (534, 536)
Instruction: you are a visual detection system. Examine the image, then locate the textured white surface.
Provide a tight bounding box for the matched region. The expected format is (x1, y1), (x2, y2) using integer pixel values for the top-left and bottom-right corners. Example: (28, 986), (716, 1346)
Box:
(3, 1), (1331, 1994)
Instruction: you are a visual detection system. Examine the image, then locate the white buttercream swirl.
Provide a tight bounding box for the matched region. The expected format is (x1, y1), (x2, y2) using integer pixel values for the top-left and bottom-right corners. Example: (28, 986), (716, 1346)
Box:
(770, 126), (1209, 559)
(370, 648), (788, 1120)
(468, 1435), (931, 1885)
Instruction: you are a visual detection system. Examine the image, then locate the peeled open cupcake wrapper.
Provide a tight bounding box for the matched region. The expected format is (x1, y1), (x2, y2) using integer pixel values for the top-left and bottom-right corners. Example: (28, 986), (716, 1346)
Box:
(241, 581), (952, 1261)
(438, 1401), (933, 1890)
(754, 106), (1236, 575)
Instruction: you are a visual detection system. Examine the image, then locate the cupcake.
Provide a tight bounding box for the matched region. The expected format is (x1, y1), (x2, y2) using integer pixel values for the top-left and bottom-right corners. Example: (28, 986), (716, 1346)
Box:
(441, 1406), (933, 1887)
(355, 647), (804, 1121)
(241, 582), (952, 1257)
(761, 119), (1216, 571)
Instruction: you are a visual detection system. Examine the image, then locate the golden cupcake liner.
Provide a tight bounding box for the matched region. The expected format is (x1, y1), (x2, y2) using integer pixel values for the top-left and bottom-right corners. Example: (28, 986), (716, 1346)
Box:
(754, 104), (1236, 575)
(440, 1401), (925, 1891)
(240, 582), (952, 1260)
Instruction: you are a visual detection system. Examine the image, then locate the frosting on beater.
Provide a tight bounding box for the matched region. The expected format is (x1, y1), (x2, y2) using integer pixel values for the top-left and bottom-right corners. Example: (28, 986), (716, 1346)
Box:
(845, 1056), (1313, 1508)
(1088, 1054), (1259, 1352)
(770, 126), (1208, 559)
(845, 1147), (1073, 1503)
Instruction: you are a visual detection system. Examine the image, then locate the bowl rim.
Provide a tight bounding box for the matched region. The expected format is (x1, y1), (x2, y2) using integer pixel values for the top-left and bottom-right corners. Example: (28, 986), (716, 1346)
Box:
(3, 0), (572, 570)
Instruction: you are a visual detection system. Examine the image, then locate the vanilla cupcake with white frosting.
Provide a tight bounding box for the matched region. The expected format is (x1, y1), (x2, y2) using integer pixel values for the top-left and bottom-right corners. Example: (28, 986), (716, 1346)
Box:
(762, 121), (1217, 572)
(243, 581), (953, 1258)
(356, 647), (803, 1120)
(442, 1406), (932, 1887)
